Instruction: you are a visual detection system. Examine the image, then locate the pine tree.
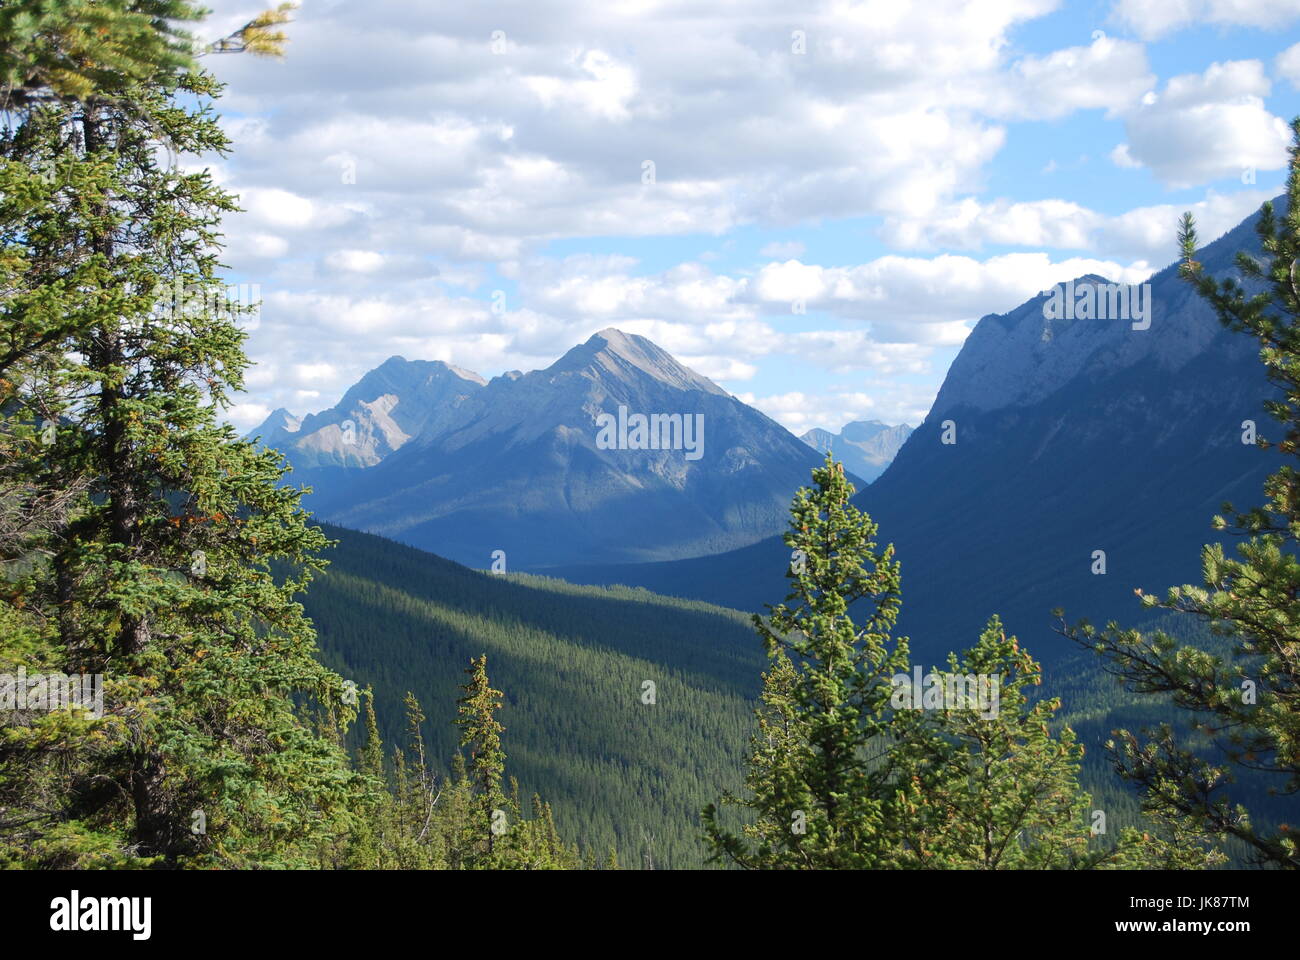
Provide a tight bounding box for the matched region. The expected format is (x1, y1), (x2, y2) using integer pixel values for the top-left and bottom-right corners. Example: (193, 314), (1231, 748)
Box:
(704, 651), (811, 866)
(0, 1), (369, 868)
(891, 617), (1222, 868)
(0, 1), (198, 115)
(455, 655), (508, 867)
(1063, 118), (1300, 869)
(346, 688), (389, 869)
(709, 455), (1218, 870)
(704, 454), (911, 867)
(352, 679), (576, 870)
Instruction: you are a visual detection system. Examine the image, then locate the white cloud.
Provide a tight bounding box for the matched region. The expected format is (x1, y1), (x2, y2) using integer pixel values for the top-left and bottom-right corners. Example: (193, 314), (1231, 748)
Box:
(885, 198), (1098, 251)
(515, 256), (753, 322)
(1110, 0), (1300, 39)
(524, 49), (638, 121)
(228, 401), (272, 432)
(883, 189), (1272, 262)
(293, 362), (338, 384)
(226, 231), (289, 263)
(240, 188), (317, 229)
(324, 250), (387, 273)
(1277, 42), (1300, 89)
(1110, 143), (1141, 169)
(198, 0), (1148, 271)
(981, 35), (1154, 119)
(736, 388), (931, 434)
(1110, 60), (1290, 187)
(751, 252), (1151, 340)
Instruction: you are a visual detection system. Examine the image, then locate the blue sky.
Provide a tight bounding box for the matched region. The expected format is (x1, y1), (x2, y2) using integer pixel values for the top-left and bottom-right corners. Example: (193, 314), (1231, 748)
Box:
(196, 0), (1300, 436)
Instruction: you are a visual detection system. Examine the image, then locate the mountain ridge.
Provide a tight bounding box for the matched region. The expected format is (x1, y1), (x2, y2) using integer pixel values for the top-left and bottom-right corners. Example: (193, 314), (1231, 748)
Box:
(800, 419), (913, 482)
(257, 327), (845, 568)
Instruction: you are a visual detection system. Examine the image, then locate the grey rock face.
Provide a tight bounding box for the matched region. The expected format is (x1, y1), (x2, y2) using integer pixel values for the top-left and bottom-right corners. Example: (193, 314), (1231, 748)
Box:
(248, 357), (485, 469)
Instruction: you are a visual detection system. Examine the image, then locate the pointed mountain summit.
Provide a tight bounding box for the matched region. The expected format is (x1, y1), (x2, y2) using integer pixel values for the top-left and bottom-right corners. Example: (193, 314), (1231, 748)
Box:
(249, 357), (484, 469)
(548, 328), (728, 395)
(272, 329), (831, 568)
(254, 407), (301, 444)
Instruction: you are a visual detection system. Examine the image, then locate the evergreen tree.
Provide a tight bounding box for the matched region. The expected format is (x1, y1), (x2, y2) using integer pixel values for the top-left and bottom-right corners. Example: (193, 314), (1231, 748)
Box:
(891, 617), (1091, 867)
(703, 651), (811, 866)
(345, 688), (388, 869)
(1064, 118), (1300, 869)
(456, 654), (508, 866)
(710, 455), (1219, 870)
(340, 679), (577, 870)
(892, 617), (1222, 869)
(0, 1), (196, 117)
(0, 0), (369, 868)
(704, 454), (911, 867)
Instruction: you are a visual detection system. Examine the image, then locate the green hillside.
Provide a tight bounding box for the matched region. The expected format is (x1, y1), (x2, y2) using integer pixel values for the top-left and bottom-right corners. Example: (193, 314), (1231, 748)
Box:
(302, 524), (764, 869)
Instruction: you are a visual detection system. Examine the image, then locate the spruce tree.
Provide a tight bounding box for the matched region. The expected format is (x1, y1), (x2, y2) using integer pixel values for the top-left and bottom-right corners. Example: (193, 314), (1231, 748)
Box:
(892, 617), (1222, 868)
(704, 454), (910, 867)
(710, 455), (1217, 870)
(0, 1), (369, 868)
(455, 655), (508, 866)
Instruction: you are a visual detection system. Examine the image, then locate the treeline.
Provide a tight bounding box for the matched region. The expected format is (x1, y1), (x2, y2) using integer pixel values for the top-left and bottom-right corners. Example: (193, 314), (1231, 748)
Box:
(339, 657), (586, 870)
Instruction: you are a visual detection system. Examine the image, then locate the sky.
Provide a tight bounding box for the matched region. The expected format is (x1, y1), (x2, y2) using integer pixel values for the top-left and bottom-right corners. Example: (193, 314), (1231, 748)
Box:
(193, 0), (1300, 437)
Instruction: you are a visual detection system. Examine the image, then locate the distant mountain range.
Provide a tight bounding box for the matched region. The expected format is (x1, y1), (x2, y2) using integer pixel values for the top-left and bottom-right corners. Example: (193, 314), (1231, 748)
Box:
(254, 357), (486, 469)
(550, 200), (1284, 669)
(800, 420), (913, 482)
(252, 329), (852, 568)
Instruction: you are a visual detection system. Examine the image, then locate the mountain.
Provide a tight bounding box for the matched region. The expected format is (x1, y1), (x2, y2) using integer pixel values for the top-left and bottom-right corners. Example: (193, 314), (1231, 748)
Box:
(265, 329), (834, 569)
(249, 356), (486, 470)
(800, 420), (913, 482)
(547, 201), (1283, 669)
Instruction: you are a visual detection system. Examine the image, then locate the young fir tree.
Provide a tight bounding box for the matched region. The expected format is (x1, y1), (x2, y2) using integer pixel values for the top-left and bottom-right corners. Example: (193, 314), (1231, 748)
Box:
(891, 617), (1222, 869)
(0, 1), (370, 868)
(1064, 118), (1300, 869)
(344, 688), (390, 870)
(704, 454), (911, 868)
(455, 655), (509, 867)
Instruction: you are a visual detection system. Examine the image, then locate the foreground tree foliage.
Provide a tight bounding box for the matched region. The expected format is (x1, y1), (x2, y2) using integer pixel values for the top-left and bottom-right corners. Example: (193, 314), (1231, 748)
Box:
(706, 455), (1222, 869)
(1063, 119), (1300, 870)
(703, 456), (911, 867)
(893, 617), (1221, 869)
(0, 1), (575, 869)
(0, 0), (368, 868)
